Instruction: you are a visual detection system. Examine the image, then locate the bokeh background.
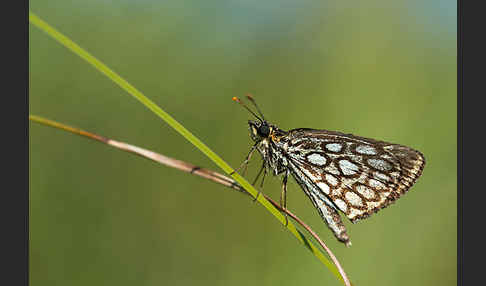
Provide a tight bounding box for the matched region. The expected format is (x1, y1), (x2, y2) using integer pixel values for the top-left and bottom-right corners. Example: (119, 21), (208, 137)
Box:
(29, 1), (456, 285)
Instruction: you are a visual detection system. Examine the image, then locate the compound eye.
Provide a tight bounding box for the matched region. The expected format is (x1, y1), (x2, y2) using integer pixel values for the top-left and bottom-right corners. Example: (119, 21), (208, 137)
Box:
(259, 125), (270, 137)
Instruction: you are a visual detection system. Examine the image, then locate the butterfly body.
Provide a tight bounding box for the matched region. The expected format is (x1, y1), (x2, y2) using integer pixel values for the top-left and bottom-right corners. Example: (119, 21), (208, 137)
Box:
(236, 96), (425, 246)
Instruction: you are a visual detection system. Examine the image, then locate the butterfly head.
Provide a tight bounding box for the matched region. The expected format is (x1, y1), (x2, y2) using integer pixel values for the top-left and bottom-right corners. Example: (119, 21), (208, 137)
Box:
(233, 95), (286, 143)
(248, 120), (271, 141)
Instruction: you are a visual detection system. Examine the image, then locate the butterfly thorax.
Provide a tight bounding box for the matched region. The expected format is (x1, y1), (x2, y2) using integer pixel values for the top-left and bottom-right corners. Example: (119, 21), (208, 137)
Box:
(248, 120), (290, 175)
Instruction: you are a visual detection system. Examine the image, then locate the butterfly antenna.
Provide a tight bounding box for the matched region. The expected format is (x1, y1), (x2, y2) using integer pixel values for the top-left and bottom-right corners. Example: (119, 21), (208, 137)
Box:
(245, 94), (266, 121)
(232, 97), (263, 122)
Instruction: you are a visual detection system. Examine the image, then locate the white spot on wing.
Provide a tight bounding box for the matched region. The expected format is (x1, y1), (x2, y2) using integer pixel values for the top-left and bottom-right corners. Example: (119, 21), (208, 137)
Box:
(348, 208), (362, 219)
(369, 179), (385, 190)
(368, 158), (392, 171)
(339, 160), (359, 175)
(326, 143), (342, 152)
(325, 174), (339, 186)
(325, 164), (341, 176)
(390, 171), (400, 179)
(334, 199), (347, 212)
(381, 154), (393, 160)
(332, 188), (342, 196)
(345, 192), (363, 206)
(317, 182), (330, 194)
(367, 201), (382, 209)
(374, 172), (391, 182)
(356, 145), (377, 155)
(356, 185), (375, 199)
(307, 153), (327, 166)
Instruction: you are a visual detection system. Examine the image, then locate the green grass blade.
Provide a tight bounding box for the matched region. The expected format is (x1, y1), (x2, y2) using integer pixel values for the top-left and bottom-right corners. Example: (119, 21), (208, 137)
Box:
(29, 11), (346, 284)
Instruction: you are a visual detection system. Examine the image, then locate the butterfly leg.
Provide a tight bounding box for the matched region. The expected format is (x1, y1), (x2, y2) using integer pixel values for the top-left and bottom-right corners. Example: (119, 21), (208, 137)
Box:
(230, 143), (258, 176)
(252, 163), (267, 202)
(280, 171), (289, 226)
(252, 162), (265, 186)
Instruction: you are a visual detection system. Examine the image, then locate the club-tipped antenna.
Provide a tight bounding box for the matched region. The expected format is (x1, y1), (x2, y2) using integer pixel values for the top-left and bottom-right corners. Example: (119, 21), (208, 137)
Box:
(232, 97), (263, 122)
(245, 94), (266, 121)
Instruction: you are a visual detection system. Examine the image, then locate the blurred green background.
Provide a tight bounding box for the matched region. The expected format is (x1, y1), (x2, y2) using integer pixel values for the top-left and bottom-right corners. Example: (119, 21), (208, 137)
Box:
(29, 1), (456, 285)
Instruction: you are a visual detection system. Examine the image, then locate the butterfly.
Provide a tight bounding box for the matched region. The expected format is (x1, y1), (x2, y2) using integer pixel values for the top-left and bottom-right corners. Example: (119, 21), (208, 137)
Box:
(233, 95), (425, 246)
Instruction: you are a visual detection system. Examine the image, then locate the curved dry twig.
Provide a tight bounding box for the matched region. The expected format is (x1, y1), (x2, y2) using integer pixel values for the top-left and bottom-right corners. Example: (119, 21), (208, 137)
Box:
(29, 115), (352, 286)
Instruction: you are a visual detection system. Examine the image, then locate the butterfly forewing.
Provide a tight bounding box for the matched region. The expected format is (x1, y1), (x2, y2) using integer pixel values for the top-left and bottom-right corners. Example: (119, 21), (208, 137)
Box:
(281, 128), (425, 223)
